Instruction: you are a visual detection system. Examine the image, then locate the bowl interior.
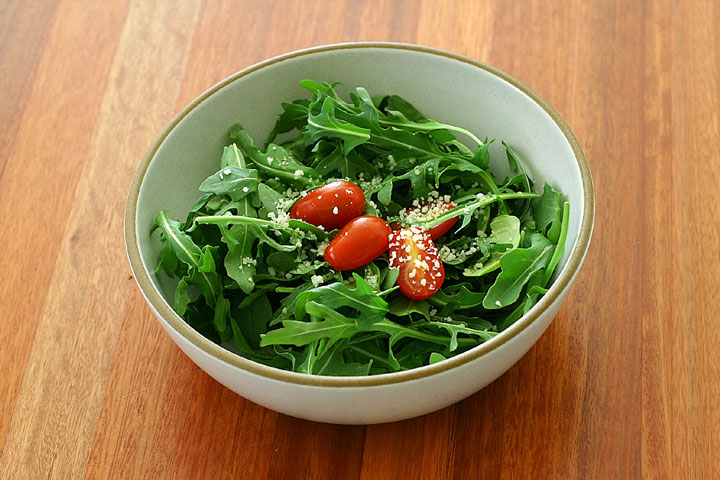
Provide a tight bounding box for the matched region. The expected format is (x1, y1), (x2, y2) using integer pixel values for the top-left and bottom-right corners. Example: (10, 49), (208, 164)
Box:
(133, 44), (591, 365)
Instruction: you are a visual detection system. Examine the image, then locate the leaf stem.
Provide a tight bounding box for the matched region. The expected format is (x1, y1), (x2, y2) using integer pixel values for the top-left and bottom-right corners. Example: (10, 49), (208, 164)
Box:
(389, 192), (539, 229)
(196, 215), (294, 233)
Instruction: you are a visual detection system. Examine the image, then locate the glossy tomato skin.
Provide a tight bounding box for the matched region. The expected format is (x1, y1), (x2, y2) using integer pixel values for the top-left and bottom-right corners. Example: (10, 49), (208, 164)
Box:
(427, 217), (458, 239)
(290, 181), (366, 230)
(398, 199), (458, 240)
(324, 216), (392, 271)
(388, 227), (445, 300)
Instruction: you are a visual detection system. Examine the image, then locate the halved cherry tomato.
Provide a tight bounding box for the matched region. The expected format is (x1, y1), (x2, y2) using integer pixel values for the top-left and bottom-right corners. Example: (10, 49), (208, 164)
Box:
(388, 227), (445, 300)
(324, 216), (392, 271)
(397, 198), (458, 239)
(290, 181), (366, 230)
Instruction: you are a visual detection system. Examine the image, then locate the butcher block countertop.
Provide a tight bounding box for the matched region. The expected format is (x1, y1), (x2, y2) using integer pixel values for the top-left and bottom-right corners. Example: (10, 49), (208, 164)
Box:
(1, 1), (718, 478)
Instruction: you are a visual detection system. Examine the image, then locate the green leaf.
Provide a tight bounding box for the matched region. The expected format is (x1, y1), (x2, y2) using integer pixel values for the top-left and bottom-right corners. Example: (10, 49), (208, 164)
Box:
(220, 144), (246, 168)
(377, 180), (393, 205)
(213, 296), (231, 333)
(463, 215), (520, 277)
(426, 321), (496, 351)
(230, 125), (319, 187)
(470, 141), (491, 169)
(295, 274), (388, 330)
(153, 211), (221, 307)
(265, 98), (311, 145)
(270, 281), (315, 326)
(305, 97), (371, 155)
(312, 339), (373, 376)
(542, 202), (570, 284)
(383, 94), (426, 122)
(260, 301), (358, 347)
(221, 198), (259, 294)
(267, 251), (298, 272)
(532, 183), (564, 241)
(483, 234), (555, 309)
(173, 278), (191, 316)
(312, 140), (379, 178)
(382, 267), (400, 291)
(429, 352), (447, 364)
(257, 183), (285, 219)
(237, 293), (273, 349)
(388, 296), (430, 320)
(199, 166), (259, 202)
(381, 109), (484, 147)
(427, 284), (485, 311)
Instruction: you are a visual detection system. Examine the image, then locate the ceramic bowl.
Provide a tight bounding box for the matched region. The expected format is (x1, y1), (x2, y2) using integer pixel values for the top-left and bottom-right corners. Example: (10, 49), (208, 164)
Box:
(125, 43), (594, 424)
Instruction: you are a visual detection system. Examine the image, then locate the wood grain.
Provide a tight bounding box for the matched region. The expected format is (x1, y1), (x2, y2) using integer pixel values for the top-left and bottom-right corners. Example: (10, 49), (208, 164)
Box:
(0, 0), (129, 456)
(1, 0), (719, 478)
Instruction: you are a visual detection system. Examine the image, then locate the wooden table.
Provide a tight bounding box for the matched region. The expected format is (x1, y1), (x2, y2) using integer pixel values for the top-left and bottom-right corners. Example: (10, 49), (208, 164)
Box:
(2, 0), (718, 478)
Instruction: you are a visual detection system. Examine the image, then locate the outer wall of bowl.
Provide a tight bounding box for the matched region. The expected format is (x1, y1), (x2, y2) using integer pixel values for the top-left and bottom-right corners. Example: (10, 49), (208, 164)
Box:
(128, 43), (594, 425)
(148, 288), (565, 424)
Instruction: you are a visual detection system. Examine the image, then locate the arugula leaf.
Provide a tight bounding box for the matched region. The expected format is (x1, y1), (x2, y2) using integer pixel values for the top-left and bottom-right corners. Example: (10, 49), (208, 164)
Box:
(542, 202), (570, 284)
(265, 98), (311, 145)
(260, 301), (358, 347)
(483, 233), (555, 309)
(311, 140), (379, 178)
(220, 144), (246, 168)
(463, 215), (521, 276)
(199, 166), (259, 201)
(152, 211), (221, 307)
(218, 198), (259, 294)
(230, 125), (319, 187)
(237, 293), (273, 349)
(312, 339), (373, 376)
(305, 97), (371, 155)
(427, 284), (486, 311)
(381, 109), (484, 147)
(295, 274), (388, 330)
(532, 183), (564, 242)
(388, 296), (431, 320)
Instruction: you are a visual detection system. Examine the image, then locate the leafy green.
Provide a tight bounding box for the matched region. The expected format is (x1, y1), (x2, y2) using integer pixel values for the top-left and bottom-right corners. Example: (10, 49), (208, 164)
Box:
(199, 166), (259, 202)
(305, 97), (371, 155)
(152, 80), (570, 376)
(532, 183), (564, 242)
(483, 234), (555, 309)
(463, 215), (520, 277)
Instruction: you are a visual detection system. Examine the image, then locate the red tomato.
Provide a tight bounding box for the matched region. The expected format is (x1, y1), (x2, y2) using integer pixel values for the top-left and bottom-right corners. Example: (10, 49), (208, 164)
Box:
(290, 181), (366, 230)
(388, 227), (445, 300)
(399, 198), (458, 239)
(324, 216), (392, 271)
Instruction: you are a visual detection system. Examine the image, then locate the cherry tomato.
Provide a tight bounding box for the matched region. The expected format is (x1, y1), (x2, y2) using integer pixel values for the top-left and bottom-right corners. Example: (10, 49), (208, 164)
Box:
(290, 181), (366, 230)
(324, 216), (392, 271)
(388, 227), (445, 300)
(398, 198), (458, 239)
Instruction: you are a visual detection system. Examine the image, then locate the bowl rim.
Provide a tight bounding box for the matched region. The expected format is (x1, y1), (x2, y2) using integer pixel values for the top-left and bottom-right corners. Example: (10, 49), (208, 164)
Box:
(125, 41), (594, 388)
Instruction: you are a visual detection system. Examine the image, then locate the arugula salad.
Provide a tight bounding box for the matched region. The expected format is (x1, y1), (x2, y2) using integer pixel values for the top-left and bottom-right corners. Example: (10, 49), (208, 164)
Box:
(152, 80), (570, 376)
